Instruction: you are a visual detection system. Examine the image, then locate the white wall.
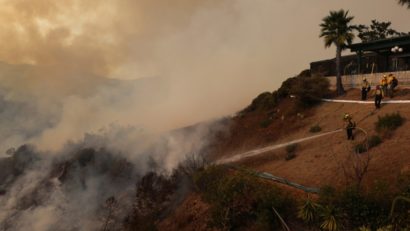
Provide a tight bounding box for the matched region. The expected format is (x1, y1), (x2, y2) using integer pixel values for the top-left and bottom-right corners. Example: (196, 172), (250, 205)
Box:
(327, 71), (410, 89)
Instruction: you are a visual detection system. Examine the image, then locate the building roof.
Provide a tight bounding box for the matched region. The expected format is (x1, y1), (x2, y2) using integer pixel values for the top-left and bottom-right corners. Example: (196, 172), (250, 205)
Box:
(348, 35), (410, 54)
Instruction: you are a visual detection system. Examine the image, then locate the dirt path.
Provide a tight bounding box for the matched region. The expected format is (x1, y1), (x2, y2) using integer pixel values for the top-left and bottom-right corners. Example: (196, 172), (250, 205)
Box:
(322, 99), (410, 104)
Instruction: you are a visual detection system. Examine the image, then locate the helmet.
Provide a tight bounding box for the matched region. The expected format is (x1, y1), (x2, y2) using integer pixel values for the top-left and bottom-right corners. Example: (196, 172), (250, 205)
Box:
(363, 77), (367, 81)
(383, 75), (387, 78)
(388, 73), (393, 76)
(343, 113), (351, 120)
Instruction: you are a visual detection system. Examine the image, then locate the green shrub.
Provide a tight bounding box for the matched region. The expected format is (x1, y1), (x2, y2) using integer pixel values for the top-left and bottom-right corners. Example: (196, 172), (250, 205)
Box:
(260, 118), (273, 128)
(317, 185), (395, 229)
(241, 74), (330, 117)
(286, 143), (297, 153)
(375, 112), (404, 132)
(285, 152), (296, 161)
(318, 185), (337, 205)
(285, 144), (298, 160)
(193, 167), (410, 230)
(314, 182), (410, 230)
(277, 77), (298, 98)
(368, 135), (382, 148)
(192, 165), (227, 201)
(355, 135), (382, 153)
(338, 187), (388, 229)
(193, 166), (293, 230)
(290, 76), (331, 108)
(355, 143), (368, 153)
(243, 92), (278, 113)
(310, 124), (322, 133)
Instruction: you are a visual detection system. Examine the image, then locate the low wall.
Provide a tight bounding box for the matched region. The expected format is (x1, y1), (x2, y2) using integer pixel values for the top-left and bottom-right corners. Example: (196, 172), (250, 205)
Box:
(327, 71), (410, 89)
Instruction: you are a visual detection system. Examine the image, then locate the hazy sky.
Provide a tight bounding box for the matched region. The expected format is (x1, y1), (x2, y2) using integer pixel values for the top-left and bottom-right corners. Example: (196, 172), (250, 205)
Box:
(0, 0), (409, 150)
(0, 1), (408, 83)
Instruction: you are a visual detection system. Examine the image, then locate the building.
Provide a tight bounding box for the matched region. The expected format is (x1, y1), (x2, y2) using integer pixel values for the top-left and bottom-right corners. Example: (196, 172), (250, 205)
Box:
(310, 35), (410, 77)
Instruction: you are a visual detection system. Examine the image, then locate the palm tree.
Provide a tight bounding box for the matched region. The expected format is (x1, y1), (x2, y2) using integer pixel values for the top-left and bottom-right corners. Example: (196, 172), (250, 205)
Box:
(320, 9), (356, 95)
(398, 0), (410, 8)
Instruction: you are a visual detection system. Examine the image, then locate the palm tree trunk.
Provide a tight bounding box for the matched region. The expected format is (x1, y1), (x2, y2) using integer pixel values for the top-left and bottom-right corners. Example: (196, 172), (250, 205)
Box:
(335, 45), (345, 95)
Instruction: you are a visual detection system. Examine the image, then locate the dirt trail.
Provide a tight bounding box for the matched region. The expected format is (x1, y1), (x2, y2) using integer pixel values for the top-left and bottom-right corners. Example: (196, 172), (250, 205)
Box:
(322, 99), (410, 104)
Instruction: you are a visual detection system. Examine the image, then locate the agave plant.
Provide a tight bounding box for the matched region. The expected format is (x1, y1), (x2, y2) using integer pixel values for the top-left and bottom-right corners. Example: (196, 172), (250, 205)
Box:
(297, 196), (321, 223)
(376, 225), (393, 231)
(319, 205), (342, 231)
(358, 226), (371, 231)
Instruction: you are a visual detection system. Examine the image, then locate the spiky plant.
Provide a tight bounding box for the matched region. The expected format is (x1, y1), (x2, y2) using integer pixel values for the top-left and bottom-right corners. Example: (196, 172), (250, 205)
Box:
(358, 226), (371, 231)
(297, 196), (321, 223)
(319, 205), (342, 231)
(376, 225), (393, 231)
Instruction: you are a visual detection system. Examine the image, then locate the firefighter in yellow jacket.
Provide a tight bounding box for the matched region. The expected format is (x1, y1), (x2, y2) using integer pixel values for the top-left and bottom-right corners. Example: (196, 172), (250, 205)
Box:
(374, 85), (383, 109)
(380, 75), (388, 97)
(343, 113), (356, 140)
(387, 73), (398, 97)
(361, 78), (370, 100)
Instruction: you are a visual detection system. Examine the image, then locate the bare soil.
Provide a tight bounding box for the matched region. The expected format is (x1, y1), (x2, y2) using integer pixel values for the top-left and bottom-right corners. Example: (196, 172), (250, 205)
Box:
(215, 88), (410, 191)
(159, 88), (410, 230)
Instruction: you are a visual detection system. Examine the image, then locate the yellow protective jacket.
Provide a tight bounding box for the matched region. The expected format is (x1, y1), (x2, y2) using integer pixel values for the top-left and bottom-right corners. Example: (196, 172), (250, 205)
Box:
(344, 119), (356, 129)
(388, 75), (395, 84)
(380, 77), (388, 86)
(361, 80), (370, 89)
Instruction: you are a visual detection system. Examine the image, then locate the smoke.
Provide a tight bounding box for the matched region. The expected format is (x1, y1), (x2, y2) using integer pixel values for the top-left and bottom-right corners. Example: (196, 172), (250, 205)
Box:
(0, 118), (227, 230)
(0, 0), (294, 152)
(1, 1), (408, 230)
(0, 1), (296, 230)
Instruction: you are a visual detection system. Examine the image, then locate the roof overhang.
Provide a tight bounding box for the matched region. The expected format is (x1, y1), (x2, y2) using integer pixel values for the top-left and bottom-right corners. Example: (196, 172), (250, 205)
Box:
(348, 35), (410, 54)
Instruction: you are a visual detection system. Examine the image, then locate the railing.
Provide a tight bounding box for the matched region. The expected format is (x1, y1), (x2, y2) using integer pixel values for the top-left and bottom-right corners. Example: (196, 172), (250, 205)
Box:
(327, 71), (410, 89)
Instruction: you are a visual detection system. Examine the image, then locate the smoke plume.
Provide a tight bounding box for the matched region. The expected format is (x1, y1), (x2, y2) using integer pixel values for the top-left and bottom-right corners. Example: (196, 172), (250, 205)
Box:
(0, 0), (293, 230)
(0, 0), (293, 152)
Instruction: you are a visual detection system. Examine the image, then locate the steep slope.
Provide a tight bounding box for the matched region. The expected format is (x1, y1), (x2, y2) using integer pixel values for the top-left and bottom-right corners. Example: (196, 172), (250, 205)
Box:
(159, 88), (410, 230)
(215, 88), (410, 190)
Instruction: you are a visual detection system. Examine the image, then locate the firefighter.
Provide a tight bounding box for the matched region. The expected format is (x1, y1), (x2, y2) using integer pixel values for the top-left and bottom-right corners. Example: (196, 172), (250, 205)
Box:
(361, 77), (370, 100)
(380, 75), (388, 97)
(374, 85), (383, 109)
(388, 73), (398, 98)
(343, 113), (356, 140)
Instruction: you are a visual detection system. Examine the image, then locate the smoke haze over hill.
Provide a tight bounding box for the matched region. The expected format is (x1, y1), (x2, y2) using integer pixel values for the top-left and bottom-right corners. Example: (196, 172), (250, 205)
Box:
(0, 1), (409, 230)
(0, 0), (409, 152)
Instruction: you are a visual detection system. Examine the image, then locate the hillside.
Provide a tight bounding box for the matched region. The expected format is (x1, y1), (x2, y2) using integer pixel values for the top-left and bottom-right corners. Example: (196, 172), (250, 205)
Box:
(1, 74), (409, 230)
(214, 88), (410, 189)
(159, 85), (410, 230)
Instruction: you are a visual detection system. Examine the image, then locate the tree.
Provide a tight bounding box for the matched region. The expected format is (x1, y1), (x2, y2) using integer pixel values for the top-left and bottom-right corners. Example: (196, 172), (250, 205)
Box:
(398, 0), (410, 8)
(355, 20), (405, 42)
(320, 9), (356, 95)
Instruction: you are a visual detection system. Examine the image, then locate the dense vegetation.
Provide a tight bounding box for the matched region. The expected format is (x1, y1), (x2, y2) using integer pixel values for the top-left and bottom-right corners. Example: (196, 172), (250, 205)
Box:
(375, 112), (404, 133)
(243, 71), (331, 114)
(355, 20), (409, 42)
(193, 165), (294, 230)
(193, 165), (410, 230)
